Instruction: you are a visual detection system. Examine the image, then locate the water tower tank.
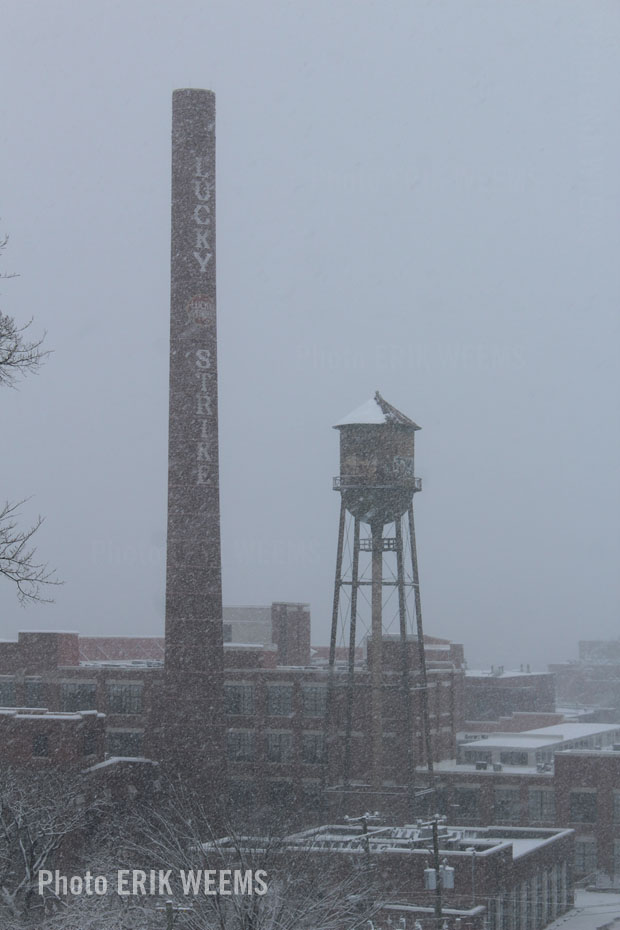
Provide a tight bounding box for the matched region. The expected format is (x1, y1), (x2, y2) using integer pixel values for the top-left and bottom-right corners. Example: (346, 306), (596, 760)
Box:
(333, 391), (421, 529)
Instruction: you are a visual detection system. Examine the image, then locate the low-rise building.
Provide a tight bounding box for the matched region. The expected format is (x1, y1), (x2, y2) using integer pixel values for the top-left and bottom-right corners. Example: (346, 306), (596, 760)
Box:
(464, 668), (556, 725)
(0, 706), (105, 767)
(207, 820), (574, 930)
(431, 725), (620, 883)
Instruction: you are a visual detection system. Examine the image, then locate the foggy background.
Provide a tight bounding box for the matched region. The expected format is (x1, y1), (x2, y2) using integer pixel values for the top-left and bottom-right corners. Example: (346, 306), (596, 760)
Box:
(1, 0), (618, 669)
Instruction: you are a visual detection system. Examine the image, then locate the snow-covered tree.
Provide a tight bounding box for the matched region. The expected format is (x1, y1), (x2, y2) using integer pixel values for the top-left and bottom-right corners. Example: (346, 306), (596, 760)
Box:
(0, 768), (105, 925)
(124, 783), (382, 930)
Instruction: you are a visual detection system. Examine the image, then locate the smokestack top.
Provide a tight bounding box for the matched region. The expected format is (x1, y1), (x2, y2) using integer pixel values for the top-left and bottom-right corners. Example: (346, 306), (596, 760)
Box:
(173, 87), (215, 96)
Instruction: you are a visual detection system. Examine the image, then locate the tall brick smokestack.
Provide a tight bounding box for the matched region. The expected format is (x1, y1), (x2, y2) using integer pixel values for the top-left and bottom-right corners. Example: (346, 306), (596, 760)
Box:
(162, 89), (224, 783)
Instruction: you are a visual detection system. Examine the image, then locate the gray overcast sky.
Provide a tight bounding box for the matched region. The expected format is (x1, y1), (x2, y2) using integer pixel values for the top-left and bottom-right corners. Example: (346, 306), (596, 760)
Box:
(1, 1), (619, 670)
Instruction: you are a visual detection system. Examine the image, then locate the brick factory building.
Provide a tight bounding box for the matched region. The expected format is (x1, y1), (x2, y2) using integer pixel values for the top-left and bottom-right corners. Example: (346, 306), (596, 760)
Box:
(431, 724), (620, 882)
(463, 667), (556, 727)
(0, 619), (465, 806)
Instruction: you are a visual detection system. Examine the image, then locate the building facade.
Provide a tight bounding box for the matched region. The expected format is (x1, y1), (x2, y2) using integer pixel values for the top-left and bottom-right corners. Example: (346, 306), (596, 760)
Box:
(431, 725), (620, 882)
(0, 624), (464, 804)
(208, 820), (574, 930)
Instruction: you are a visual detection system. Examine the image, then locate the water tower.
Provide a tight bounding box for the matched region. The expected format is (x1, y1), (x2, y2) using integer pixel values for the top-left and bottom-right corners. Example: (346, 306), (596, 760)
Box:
(326, 392), (434, 803)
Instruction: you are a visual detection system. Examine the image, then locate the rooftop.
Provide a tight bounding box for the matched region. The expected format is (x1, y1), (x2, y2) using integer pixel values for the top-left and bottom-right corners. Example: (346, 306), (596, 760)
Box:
(207, 823), (572, 860)
(460, 723), (620, 751)
(334, 391), (420, 429)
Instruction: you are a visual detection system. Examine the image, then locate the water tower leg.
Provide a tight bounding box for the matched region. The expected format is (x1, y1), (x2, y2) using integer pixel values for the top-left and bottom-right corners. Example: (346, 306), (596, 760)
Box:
(396, 515), (417, 815)
(370, 523), (384, 792)
(343, 517), (360, 786)
(408, 502), (434, 778)
(323, 498), (346, 793)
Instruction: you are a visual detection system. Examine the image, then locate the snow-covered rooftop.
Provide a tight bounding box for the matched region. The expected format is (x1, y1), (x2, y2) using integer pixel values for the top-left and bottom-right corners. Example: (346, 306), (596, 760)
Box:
(466, 668), (544, 678)
(209, 823), (570, 860)
(430, 758), (546, 775)
(0, 708), (105, 721)
(459, 723), (620, 751)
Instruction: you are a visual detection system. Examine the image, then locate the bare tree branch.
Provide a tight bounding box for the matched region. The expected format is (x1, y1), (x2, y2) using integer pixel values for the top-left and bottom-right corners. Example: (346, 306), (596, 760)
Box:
(0, 232), (59, 604)
(0, 234), (49, 388)
(0, 502), (61, 606)
(0, 313), (49, 388)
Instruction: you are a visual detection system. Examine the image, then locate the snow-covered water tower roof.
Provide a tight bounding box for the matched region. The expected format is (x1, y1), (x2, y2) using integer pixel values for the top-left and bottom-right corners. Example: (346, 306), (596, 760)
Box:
(334, 391), (420, 429)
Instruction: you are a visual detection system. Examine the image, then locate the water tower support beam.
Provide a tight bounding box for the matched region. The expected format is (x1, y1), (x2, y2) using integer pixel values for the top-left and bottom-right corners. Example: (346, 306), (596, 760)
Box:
(324, 497), (346, 792)
(343, 516), (360, 785)
(370, 523), (384, 791)
(408, 502), (434, 777)
(395, 515), (417, 814)
(328, 499), (346, 668)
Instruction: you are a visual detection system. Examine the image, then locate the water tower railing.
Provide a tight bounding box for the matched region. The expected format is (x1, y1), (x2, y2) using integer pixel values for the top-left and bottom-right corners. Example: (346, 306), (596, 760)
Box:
(333, 475), (422, 492)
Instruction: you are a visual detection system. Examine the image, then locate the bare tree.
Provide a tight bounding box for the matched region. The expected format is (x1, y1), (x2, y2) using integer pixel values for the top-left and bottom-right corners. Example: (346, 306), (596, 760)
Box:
(123, 783), (382, 930)
(0, 233), (58, 604)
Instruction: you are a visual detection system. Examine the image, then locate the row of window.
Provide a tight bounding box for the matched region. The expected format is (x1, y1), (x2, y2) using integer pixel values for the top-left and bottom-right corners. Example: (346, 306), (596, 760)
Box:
(485, 864), (569, 930)
(224, 684), (326, 717)
(452, 786), (611, 823)
(0, 679), (144, 714)
(227, 730), (326, 764)
(453, 786), (556, 822)
(61, 682), (144, 714)
(0, 679), (43, 706)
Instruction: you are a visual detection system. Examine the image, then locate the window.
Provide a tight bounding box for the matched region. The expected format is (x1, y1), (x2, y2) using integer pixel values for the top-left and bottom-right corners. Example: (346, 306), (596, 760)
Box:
(266, 731), (293, 763)
(106, 683), (143, 715)
(614, 840), (620, 879)
(302, 732), (326, 764)
(25, 679), (44, 707)
(529, 788), (555, 822)
(266, 780), (294, 804)
(61, 682), (97, 712)
(0, 678), (16, 707)
(33, 734), (49, 757)
(453, 786), (479, 820)
(575, 840), (597, 874)
(494, 787), (521, 822)
(536, 872), (543, 926)
(83, 731), (97, 757)
(267, 685), (293, 717)
(302, 685), (327, 717)
(106, 730), (143, 757)
(224, 684), (254, 715)
(223, 623), (232, 643)
(614, 792), (620, 823)
(462, 749), (492, 764)
(227, 730), (255, 762)
(499, 751), (529, 766)
(570, 791), (597, 824)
